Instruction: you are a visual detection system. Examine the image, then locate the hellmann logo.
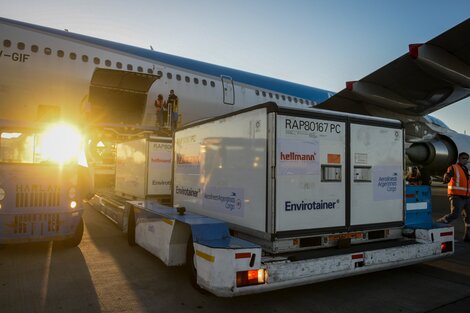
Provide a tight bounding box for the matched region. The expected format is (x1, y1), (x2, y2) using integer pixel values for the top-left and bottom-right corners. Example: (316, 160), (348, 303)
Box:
(280, 152), (315, 161)
(285, 199), (339, 211)
(151, 157), (171, 163)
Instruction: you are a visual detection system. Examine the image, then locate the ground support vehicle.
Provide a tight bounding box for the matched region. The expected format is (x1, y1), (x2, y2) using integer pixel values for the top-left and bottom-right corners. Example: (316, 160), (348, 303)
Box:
(0, 120), (87, 246)
(108, 103), (455, 296)
(405, 184), (433, 228)
(90, 136), (172, 229)
(124, 199), (453, 297)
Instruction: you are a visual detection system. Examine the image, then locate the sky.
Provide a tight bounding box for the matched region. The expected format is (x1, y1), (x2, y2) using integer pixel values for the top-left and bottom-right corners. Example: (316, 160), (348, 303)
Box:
(2, 0), (469, 132)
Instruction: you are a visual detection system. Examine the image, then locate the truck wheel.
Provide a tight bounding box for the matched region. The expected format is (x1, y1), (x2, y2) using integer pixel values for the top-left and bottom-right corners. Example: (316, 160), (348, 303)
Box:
(61, 217), (84, 248)
(186, 237), (209, 294)
(128, 207), (136, 246)
(186, 236), (197, 284)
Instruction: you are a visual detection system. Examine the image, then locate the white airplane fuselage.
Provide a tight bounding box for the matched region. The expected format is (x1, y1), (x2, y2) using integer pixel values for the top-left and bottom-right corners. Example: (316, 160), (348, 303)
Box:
(2, 17), (470, 176)
(0, 17), (331, 129)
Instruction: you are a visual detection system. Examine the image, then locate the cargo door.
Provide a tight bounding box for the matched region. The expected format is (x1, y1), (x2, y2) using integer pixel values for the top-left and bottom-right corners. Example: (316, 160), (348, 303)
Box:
(349, 124), (404, 228)
(221, 75), (234, 105)
(275, 115), (346, 233)
(89, 68), (159, 125)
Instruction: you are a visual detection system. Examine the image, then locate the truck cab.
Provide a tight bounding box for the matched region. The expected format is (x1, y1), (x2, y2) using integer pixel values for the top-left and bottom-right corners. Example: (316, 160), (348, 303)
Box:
(0, 120), (88, 246)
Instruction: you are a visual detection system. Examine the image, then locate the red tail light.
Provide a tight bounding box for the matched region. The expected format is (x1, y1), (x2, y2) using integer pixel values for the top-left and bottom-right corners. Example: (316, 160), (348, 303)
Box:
(441, 241), (453, 253)
(236, 269), (266, 287)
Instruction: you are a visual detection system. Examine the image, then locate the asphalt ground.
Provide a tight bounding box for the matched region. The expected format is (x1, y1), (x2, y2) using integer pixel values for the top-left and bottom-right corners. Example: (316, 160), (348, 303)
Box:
(1, 186), (469, 313)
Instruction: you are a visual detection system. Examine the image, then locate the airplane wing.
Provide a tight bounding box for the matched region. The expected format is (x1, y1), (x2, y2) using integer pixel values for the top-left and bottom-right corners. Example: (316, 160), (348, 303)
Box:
(317, 18), (470, 117)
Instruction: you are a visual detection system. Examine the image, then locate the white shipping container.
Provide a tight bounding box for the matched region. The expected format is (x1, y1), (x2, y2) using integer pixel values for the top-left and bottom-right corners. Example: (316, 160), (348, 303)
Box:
(174, 108), (268, 232)
(275, 115), (346, 232)
(173, 103), (404, 249)
(115, 136), (172, 199)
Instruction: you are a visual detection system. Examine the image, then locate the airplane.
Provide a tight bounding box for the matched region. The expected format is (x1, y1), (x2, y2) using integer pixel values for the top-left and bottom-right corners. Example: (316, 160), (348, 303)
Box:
(0, 16), (469, 176)
(315, 18), (470, 176)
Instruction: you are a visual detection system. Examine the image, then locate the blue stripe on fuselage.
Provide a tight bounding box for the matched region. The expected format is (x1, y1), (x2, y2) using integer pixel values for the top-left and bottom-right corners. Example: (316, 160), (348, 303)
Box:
(0, 17), (334, 103)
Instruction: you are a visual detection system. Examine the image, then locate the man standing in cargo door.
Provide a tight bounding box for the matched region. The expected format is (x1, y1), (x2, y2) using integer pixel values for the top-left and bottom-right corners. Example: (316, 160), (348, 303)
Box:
(437, 152), (470, 242)
(154, 94), (165, 129)
(167, 90), (179, 131)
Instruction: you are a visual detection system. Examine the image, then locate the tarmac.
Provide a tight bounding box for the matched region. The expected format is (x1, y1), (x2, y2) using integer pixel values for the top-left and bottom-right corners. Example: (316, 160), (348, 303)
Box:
(0, 186), (469, 313)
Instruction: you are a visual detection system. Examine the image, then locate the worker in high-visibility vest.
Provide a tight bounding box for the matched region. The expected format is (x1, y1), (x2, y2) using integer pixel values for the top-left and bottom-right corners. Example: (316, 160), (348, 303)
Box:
(437, 152), (470, 242)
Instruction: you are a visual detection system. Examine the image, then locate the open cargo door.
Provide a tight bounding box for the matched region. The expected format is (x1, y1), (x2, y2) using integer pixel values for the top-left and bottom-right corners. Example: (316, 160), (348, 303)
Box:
(89, 68), (160, 125)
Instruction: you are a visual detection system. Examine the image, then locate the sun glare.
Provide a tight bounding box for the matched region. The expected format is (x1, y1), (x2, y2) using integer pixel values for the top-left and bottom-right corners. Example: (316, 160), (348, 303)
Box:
(40, 123), (83, 164)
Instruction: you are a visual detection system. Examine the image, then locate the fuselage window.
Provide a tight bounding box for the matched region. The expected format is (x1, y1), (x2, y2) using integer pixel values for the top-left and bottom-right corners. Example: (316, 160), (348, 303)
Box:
(167, 72), (172, 79)
(185, 76), (190, 83)
(70, 52), (77, 60)
(287, 96), (292, 102)
(116, 62), (123, 69)
(281, 95), (286, 101)
(105, 59), (111, 67)
(157, 70), (163, 77)
(176, 74), (181, 81)
(147, 68), (153, 74)
(82, 55), (89, 62)
(127, 64), (133, 71)
(194, 77), (199, 84)
(255, 90), (260, 96)
(210, 81), (215, 87)
(262, 91), (266, 97)
(269, 92), (273, 98)
(17, 42), (25, 50)
(299, 99), (304, 104)
(202, 79), (207, 86)
(137, 66), (143, 72)
(294, 98), (298, 104)
(31, 45), (39, 53)
(44, 47), (52, 55)
(94, 57), (100, 65)
(57, 50), (64, 58)
(305, 100), (310, 106)
(3, 39), (11, 47)
(275, 94), (279, 100)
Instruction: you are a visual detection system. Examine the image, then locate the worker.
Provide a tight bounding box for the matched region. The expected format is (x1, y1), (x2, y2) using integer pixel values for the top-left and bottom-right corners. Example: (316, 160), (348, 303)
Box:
(167, 89), (179, 131)
(437, 152), (470, 242)
(406, 166), (422, 185)
(154, 94), (166, 128)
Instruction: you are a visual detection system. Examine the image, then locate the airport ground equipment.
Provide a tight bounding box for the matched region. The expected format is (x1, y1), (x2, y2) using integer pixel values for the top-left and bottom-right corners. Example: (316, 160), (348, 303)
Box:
(95, 103), (454, 296)
(0, 120), (88, 246)
(90, 136), (172, 228)
(0, 64), (160, 246)
(405, 185), (433, 229)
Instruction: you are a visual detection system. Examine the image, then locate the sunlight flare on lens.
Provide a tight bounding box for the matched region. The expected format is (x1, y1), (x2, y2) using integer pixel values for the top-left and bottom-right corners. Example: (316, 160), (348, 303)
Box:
(40, 123), (83, 165)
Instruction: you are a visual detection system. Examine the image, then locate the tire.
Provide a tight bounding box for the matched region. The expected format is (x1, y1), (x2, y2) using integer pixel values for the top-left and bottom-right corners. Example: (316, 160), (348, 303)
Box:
(128, 207), (136, 246)
(186, 237), (210, 294)
(186, 236), (197, 284)
(61, 217), (84, 248)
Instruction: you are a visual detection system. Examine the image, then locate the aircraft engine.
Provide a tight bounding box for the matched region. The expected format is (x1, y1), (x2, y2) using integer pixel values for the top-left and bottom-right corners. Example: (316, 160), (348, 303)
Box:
(406, 133), (470, 175)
